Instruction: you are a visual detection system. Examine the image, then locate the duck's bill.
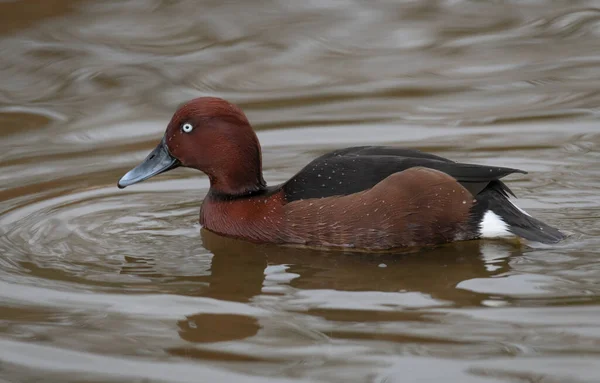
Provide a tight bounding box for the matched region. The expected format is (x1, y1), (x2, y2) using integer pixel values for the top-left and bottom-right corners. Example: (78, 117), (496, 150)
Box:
(117, 138), (180, 189)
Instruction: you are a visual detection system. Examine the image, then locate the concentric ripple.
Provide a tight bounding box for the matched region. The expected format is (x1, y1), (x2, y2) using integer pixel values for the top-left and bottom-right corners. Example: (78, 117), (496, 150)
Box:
(0, 179), (213, 291)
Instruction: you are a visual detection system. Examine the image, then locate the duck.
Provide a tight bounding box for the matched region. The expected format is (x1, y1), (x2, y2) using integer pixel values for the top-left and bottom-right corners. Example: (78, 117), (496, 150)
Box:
(117, 97), (565, 250)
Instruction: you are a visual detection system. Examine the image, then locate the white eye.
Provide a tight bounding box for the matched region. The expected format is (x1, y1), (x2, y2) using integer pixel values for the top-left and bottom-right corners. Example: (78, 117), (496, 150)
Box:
(182, 123), (193, 133)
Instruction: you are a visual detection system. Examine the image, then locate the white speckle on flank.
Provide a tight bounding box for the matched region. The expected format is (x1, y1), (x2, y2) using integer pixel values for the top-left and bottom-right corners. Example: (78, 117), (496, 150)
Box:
(509, 199), (531, 217)
(480, 210), (513, 238)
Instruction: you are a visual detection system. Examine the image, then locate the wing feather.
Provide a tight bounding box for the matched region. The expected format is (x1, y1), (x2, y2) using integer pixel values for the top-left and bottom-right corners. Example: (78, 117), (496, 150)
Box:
(282, 146), (525, 201)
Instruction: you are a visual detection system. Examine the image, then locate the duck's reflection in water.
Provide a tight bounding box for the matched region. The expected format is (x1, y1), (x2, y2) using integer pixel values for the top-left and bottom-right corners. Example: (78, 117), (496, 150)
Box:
(201, 229), (522, 303)
(169, 229), (523, 357)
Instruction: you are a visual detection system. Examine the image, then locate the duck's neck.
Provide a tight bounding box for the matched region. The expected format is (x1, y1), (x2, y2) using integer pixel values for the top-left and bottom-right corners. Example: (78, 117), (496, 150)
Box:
(208, 172), (266, 198)
(205, 139), (266, 197)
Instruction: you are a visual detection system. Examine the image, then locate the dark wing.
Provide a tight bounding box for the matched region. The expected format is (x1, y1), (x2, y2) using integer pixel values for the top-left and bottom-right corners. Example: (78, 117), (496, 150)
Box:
(282, 146), (526, 202)
(318, 146), (455, 163)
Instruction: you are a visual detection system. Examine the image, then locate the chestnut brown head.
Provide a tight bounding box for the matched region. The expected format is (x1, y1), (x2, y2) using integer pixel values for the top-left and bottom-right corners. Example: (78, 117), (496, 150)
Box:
(118, 97), (266, 196)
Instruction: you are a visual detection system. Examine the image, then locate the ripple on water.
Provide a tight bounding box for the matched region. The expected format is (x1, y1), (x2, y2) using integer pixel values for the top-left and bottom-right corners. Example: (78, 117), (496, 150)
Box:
(0, 180), (215, 291)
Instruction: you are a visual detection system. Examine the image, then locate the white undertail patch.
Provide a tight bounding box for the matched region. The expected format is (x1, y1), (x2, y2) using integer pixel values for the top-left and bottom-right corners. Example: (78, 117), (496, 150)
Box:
(479, 210), (513, 238)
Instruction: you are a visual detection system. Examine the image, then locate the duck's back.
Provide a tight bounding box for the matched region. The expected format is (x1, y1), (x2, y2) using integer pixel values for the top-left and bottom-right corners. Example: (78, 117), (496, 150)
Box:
(282, 146), (524, 201)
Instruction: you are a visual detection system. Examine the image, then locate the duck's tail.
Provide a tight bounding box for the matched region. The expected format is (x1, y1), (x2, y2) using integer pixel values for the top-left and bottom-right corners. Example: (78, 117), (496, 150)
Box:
(472, 181), (565, 244)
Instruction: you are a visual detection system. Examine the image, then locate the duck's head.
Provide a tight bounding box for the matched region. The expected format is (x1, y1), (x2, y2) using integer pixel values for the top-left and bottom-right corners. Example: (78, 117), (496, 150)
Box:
(118, 97), (265, 196)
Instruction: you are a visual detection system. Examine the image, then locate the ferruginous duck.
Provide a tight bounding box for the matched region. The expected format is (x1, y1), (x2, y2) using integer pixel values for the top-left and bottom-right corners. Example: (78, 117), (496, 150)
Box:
(117, 97), (564, 250)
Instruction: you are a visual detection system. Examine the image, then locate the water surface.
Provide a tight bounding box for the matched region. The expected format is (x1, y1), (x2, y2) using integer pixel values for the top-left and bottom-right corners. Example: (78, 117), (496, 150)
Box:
(1, 1), (600, 382)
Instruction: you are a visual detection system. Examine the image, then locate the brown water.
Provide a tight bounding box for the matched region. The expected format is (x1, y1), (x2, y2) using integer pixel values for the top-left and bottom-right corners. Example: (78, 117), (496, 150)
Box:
(1, 0), (600, 382)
